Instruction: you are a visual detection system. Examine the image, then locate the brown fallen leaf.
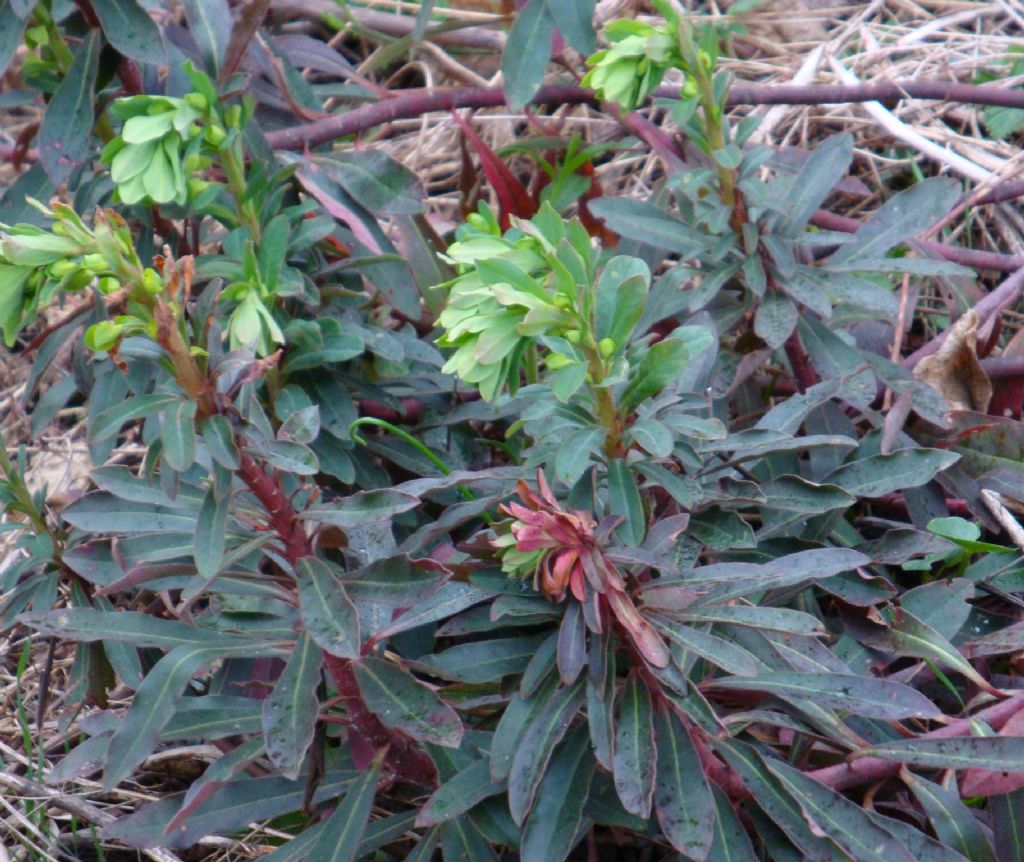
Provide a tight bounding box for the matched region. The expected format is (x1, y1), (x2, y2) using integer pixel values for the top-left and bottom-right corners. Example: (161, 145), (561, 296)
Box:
(914, 309), (993, 414)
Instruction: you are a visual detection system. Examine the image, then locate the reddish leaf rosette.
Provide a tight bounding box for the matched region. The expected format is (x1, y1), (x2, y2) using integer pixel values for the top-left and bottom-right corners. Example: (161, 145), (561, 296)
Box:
(493, 469), (671, 667)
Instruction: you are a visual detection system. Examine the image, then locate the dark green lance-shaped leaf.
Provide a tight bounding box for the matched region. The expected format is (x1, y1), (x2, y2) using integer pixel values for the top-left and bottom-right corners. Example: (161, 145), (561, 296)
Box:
(715, 740), (851, 862)
(296, 557), (360, 659)
(642, 548), (869, 607)
(607, 457), (645, 545)
(620, 337), (689, 413)
(588, 197), (708, 257)
(17, 608), (252, 650)
(181, 0), (231, 74)
(508, 679), (585, 825)
(554, 425), (604, 484)
(368, 582), (490, 645)
(440, 815), (500, 862)
(417, 758), (505, 827)
(832, 177), (961, 264)
(964, 623), (1024, 659)
(886, 607), (997, 694)
(857, 737), (1024, 771)
(308, 759), (380, 862)
(102, 770), (359, 849)
(490, 687), (539, 782)
(193, 486), (228, 580)
(92, 394), (180, 443)
(903, 772), (997, 862)
(502, 0), (554, 108)
(708, 785), (757, 861)
(755, 291), (798, 349)
(92, 0), (166, 63)
(825, 448), (959, 498)
(543, 0), (595, 53)
(706, 672), (940, 719)
(266, 440), (318, 475)
(39, 31), (100, 183)
(300, 489), (420, 527)
(104, 642), (259, 789)
(90, 465), (202, 507)
(871, 810), (971, 862)
(587, 630), (616, 771)
(648, 614), (760, 676)
(314, 152), (424, 216)
(614, 671), (656, 818)
(557, 601), (586, 686)
(780, 133), (854, 235)
(0, 2), (28, 78)
(419, 633), (549, 683)
(354, 657), (462, 748)
(339, 554), (449, 607)
(201, 415), (240, 469)
(761, 475), (856, 513)
(991, 788), (1024, 862)
(765, 757), (917, 862)
(402, 827), (441, 862)
(596, 256), (649, 348)
(60, 493), (197, 534)
(262, 632), (322, 781)
(673, 605), (824, 636)
(520, 724), (595, 862)
(653, 708), (714, 857)
(161, 400), (197, 472)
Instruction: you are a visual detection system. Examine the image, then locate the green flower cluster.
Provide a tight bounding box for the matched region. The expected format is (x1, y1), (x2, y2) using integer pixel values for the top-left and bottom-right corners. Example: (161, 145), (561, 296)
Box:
(437, 204), (595, 401)
(100, 93), (210, 206)
(0, 201), (140, 346)
(582, 17), (680, 110)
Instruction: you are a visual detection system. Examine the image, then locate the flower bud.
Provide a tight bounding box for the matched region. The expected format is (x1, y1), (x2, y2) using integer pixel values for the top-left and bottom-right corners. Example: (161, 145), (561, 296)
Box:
(553, 294), (573, 310)
(565, 329), (582, 344)
(184, 92), (208, 112)
(62, 269), (95, 291)
(98, 276), (120, 294)
(85, 321), (122, 352)
(545, 353), (574, 370)
(142, 268), (164, 295)
(204, 124), (226, 146)
(81, 253), (109, 273)
(47, 259), (78, 279)
(681, 77), (699, 99)
(187, 177), (210, 198)
(599, 337), (616, 358)
(698, 49), (713, 71)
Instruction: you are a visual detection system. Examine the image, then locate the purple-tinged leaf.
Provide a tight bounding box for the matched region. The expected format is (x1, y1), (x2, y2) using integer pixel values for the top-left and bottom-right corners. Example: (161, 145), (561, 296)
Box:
(307, 758), (380, 862)
(353, 657), (462, 748)
(508, 679), (585, 824)
(520, 724), (595, 862)
(653, 708), (713, 857)
(262, 632), (322, 780)
(557, 602), (586, 685)
(296, 557), (360, 659)
(613, 671), (656, 818)
(706, 672), (940, 720)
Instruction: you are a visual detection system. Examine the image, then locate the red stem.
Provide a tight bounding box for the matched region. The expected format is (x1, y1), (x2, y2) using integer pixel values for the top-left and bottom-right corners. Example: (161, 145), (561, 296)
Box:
(810, 209), (1024, 274)
(266, 80), (1024, 151)
(235, 451), (435, 785)
(783, 331), (816, 392)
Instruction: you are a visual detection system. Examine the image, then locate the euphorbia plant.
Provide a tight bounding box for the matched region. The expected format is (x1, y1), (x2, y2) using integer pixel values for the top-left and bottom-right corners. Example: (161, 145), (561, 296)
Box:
(1, 1), (1024, 861)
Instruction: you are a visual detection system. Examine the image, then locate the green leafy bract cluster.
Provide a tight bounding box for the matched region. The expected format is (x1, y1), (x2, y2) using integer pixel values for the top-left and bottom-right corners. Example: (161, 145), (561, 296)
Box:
(100, 63), (242, 207)
(437, 203), (594, 401)
(0, 200), (147, 347)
